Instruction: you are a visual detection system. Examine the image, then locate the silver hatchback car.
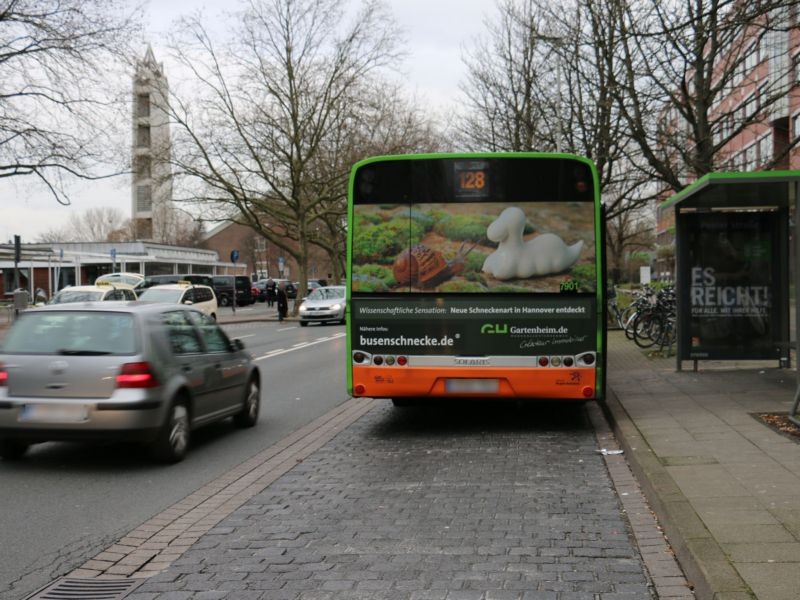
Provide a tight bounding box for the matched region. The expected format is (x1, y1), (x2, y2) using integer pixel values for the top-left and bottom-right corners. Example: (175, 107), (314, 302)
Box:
(298, 286), (346, 326)
(0, 302), (260, 462)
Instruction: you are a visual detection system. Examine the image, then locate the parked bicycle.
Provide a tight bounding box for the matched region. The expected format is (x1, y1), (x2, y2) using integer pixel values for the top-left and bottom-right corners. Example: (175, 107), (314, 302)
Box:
(631, 286), (677, 351)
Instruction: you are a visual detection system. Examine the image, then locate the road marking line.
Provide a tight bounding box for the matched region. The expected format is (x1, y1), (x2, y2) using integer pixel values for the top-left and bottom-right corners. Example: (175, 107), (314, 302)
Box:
(254, 333), (344, 361)
(277, 326), (296, 331)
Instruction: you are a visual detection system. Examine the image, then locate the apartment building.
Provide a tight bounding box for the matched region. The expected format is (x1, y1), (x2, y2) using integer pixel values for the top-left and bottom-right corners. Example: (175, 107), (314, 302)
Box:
(655, 7), (800, 279)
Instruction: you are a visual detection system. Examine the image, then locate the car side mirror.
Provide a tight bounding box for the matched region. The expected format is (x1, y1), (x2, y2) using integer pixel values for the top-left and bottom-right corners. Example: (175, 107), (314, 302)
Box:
(233, 338), (245, 351)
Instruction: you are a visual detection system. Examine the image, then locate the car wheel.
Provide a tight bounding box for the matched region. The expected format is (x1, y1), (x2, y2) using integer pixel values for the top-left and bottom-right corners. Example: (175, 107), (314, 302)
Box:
(234, 377), (260, 428)
(0, 439), (30, 460)
(300, 321), (308, 327)
(152, 399), (190, 463)
(219, 295), (229, 307)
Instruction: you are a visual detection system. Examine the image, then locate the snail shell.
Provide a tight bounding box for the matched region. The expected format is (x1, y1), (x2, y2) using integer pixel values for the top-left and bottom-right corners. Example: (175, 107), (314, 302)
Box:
(393, 245), (449, 287)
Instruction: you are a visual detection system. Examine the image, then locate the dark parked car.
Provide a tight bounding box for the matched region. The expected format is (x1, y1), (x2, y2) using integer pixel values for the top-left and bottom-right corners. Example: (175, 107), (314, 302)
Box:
(211, 275), (254, 307)
(270, 279), (297, 299)
(0, 302), (260, 462)
(252, 280), (269, 302)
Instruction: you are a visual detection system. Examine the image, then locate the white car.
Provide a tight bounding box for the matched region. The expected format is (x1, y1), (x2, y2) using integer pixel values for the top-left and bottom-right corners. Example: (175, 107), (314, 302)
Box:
(50, 282), (138, 304)
(298, 286), (346, 326)
(137, 283), (218, 320)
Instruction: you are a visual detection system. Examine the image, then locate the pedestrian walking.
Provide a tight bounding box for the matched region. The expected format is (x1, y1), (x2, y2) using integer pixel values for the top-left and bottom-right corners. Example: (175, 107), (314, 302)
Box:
(276, 282), (288, 321)
(266, 278), (276, 307)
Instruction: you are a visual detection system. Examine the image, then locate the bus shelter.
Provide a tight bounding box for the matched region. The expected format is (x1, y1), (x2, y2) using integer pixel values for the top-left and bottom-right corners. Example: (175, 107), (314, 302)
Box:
(662, 171), (800, 421)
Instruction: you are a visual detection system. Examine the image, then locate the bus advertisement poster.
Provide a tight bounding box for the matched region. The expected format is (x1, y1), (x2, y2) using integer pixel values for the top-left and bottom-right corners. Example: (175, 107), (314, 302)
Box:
(351, 296), (596, 356)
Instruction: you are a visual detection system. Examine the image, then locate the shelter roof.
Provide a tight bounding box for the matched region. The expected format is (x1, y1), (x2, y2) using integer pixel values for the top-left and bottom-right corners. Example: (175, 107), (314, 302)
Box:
(661, 171), (800, 211)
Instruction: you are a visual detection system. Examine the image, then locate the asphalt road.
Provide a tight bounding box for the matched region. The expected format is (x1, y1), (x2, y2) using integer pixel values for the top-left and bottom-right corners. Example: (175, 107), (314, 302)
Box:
(0, 321), (348, 600)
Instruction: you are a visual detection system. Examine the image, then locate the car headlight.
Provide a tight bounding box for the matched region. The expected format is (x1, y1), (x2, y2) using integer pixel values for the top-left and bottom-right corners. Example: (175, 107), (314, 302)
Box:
(299, 304), (308, 312)
(330, 303), (341, 311)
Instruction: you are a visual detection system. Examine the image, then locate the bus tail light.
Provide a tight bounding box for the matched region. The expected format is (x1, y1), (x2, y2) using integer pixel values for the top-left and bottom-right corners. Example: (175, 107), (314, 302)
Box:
(562, 356), (574, 367)
(397, 356), (408, 366)
(354, 384), (366, 395)
(582, 386), (594, 398)
(0, 362), (7, 386)
(353, 351), (371, 364)
(538, 356), (549, 367)
(550, 356), (562, 367)
(577, 352), (596, 366)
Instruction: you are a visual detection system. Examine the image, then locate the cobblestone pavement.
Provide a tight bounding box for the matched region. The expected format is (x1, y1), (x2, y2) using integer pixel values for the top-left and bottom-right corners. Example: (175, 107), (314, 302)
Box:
(127, 402), (657, 600)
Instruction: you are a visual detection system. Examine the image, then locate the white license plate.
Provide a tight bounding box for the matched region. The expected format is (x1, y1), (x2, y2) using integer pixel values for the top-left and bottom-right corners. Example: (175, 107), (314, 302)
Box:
(445, 379), (499, 394)
(20, 404), (89, 423)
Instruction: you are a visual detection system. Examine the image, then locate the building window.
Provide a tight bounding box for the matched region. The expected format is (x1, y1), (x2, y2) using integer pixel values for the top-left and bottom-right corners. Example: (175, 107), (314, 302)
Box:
(137, 125), (150, 148)
(744, 42), (757, 71)
(137, 93), (150, 118)
(745, 144), (757, 171)
(794, 53), (800, 86)
(744, 93), (757, 118)
(135, 156), (151, 178)
(136, 185), (152, 212)
(793, 113), (800, 140)
(758, 133), (772, 165)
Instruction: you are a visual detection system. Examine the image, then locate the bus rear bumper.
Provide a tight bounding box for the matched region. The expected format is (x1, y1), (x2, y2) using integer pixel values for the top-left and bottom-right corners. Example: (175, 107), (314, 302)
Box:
(351, 366), (598, 400)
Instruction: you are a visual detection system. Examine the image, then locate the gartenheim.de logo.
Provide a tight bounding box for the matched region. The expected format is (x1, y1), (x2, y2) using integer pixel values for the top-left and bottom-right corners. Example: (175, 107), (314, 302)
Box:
(481, 323), (570, 335)
(481, 323), (509, 334)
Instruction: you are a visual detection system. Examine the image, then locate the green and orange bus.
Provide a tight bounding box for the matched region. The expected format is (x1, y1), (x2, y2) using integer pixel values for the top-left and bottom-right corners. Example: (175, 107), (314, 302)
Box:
(346, 153), (605, 404)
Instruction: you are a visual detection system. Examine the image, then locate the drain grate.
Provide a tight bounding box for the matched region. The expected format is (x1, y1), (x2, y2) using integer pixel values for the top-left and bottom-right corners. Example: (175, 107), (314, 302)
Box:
(24, 578), (143, 600)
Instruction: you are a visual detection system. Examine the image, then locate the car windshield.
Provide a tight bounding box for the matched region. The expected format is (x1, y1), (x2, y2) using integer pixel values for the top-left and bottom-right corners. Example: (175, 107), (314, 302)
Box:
(138, 288), (184, 303)
(51, 290), (104, 304)
(308, 287), (344, 301)
(1, 311), (136, 354)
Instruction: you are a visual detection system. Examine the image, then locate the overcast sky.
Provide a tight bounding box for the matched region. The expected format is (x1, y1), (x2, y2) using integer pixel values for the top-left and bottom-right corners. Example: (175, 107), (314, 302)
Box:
(2, 0), (493, 244)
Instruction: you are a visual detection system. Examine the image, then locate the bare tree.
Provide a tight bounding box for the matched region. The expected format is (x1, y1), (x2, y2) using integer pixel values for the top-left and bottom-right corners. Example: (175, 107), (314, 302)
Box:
(457, 0), (658, 283)
(162, 0), (401, 308)
(36, 204), (203, 245)
(606, 204), (655, 283)
(609, 0), (797, 192)
(306, 78), (444, 283)
(0, 0), (143, 204)
(36, 206), (130, 242)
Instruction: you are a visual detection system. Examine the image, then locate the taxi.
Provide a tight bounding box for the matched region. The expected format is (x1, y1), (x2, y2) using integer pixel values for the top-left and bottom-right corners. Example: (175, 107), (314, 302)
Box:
(50, 281), (138, 304)
(95, 272), (146, 291)
(136, 282), (218, 320)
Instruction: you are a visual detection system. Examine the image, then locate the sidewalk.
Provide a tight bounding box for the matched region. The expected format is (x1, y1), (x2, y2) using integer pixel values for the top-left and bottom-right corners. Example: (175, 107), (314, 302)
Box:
(604, 331), (800, 600)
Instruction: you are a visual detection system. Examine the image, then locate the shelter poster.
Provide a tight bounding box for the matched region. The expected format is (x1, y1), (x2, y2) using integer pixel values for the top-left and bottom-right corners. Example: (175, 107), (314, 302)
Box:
(678, 210), (786, 360)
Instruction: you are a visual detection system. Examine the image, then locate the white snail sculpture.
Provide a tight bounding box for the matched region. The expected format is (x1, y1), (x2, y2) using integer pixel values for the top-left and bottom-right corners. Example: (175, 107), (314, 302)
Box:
(482, 207), (584, 280)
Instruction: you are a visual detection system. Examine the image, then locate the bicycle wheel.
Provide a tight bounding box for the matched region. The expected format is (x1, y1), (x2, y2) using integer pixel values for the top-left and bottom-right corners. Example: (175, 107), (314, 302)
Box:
(633, 312), (663, 348)
(623, 308), (639, 340)
(658, 319), (677, 351)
